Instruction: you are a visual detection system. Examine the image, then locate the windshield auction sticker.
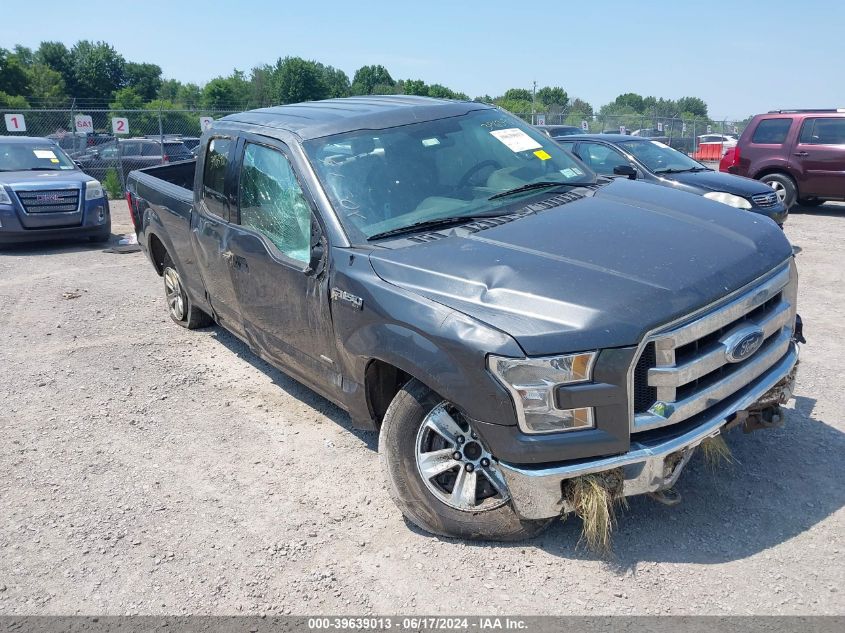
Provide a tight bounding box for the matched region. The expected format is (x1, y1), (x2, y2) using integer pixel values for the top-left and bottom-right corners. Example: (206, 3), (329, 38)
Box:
(34, 149), (57, 159)
(490, 128), (542, 152)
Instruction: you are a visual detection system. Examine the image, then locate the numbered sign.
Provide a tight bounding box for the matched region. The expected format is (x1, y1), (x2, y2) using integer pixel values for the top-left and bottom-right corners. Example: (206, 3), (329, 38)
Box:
(4, 113), (26, 132)
(706, 125), (712, 134)
(657, 121), (663, 132)
(619, 125), (627, 135)
(74, 115), (94, 134)
(581, 120), (589, 131)
(199, 116), (214, 131)
(535, 114), (545, 126)
(112, 117), (129, 135)
(682, 123), (687, 134)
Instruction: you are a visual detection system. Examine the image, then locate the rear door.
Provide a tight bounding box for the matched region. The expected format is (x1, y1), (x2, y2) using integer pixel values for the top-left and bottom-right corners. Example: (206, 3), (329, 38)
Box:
(790, 117), (845, 198)
(226, 135), (339, 390)
(190, 135), (246, 338)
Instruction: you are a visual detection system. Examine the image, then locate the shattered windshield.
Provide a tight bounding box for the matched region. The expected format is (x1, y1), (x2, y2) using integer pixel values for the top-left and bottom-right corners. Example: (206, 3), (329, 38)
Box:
(304, 108), (595, 241)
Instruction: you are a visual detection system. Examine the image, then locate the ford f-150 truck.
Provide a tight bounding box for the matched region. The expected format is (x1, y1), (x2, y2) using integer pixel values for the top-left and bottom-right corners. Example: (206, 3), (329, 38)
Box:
(127, 96), (802, 541)
(0, 136), (110, 244)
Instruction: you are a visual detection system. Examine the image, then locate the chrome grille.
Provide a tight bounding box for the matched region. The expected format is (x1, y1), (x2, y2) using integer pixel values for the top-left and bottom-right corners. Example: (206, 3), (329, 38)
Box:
(751, 191), (778, 208)
(16, 188), (80, 214)
(631, 261), (797, 433)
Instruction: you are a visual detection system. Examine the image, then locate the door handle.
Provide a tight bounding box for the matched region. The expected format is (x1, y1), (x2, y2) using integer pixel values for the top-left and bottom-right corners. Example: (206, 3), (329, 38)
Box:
(793, 151), (809, 157)
(222, 250), (234, 264)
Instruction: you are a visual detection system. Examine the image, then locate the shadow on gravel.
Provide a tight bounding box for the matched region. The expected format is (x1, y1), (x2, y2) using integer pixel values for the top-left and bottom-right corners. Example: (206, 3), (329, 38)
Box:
(527, 400), (845, 566)
(210, 326), (378, 451)
(0, 235), (113, 256)
(788, 202), (845, 217)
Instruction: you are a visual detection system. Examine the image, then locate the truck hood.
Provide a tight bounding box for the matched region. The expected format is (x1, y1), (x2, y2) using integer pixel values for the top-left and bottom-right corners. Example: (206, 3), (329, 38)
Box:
(0, 169), (91, 188)
(368, 179), (793, 356)
(666, 169), (774, 197)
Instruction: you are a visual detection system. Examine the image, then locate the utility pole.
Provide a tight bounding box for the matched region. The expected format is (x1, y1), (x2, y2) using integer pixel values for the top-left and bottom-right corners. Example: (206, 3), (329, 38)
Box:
(531, 81), (537, 124)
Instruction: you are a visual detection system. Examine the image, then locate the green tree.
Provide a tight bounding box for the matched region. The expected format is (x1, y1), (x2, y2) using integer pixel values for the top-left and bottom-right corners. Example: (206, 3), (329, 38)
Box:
(69, 40), (126, 102)
(177, 83), (202, 109)
(109, 87), (144, 110)
(502, 88), (532, 102)
(494, 97), (534, 117)
(158, 79), (182, 102)
(318, 64), (351, 98)
(570, 97), (593, 116)
(271, 57), (328, 104)
(124, 62), (162, 101)
(676, 96), (708, 119)
(403, 79), (428, 96)
(351, 65), (394, 95)
(0, 91), (29, 108)
(201, 71), (250, 109)
(26, 64), (66, 106)
(13, 45), (34, 66)
(536, 86), (568, 107)
(35, 42), (74, 93)
(613, 92), (645, 112)
(0, 48), (30, 95)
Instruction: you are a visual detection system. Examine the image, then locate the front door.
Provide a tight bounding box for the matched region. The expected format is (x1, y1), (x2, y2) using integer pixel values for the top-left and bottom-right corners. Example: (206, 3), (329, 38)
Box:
(190, 135), (246, 339)
(791, 117), (845, 198)
(226, 137), (338, 390)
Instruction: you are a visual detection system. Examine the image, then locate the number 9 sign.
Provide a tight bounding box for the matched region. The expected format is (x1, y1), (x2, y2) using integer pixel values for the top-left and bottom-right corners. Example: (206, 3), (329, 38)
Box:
(200, 116), (214, 132)
(112, 117), (129, 135)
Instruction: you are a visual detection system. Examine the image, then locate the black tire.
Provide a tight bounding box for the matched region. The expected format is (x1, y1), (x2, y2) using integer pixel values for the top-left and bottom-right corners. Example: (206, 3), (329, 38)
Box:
(161, 254), (213, 329)
(759, 173), (797, 209)
(379, 378), (553, 541)
(798, 197), (825, 207)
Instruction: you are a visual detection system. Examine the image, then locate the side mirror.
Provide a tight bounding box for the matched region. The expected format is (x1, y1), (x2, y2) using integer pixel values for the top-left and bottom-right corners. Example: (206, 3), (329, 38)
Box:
(613, 164), (637, 180)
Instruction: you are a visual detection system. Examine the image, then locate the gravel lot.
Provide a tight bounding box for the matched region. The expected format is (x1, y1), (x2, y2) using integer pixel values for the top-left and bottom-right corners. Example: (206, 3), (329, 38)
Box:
(0, 201), (843, 616)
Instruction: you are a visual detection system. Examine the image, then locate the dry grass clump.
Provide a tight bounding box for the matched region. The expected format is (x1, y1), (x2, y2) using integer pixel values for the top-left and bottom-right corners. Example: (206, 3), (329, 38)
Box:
(700, 433), (735, 469)
(565, 469), (627, 554)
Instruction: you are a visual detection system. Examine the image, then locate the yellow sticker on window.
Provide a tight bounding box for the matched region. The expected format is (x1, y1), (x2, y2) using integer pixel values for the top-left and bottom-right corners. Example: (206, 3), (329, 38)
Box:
(50, 158), (60, 163)
(534, 150), (551, 160)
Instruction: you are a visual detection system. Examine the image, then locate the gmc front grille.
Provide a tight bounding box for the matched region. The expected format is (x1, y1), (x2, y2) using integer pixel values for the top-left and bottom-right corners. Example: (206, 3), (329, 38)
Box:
(16, 188), (81, 214)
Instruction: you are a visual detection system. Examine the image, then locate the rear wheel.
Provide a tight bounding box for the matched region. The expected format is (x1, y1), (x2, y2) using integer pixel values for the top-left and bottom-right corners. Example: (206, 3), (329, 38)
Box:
(759, 173), (797, 209)
(162, 255), (213, 329)
(379, 378), (552, 541)
(798, 197), (825, 207)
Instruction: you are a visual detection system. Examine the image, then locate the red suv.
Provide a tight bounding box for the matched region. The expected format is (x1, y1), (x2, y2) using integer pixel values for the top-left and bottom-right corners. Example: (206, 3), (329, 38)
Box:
(720, 109), (845, 208)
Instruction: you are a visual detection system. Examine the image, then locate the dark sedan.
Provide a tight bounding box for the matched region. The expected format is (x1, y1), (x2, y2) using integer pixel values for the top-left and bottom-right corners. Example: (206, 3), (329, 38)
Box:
(535, 125), (584, 139)
(556, 134), (788, 225)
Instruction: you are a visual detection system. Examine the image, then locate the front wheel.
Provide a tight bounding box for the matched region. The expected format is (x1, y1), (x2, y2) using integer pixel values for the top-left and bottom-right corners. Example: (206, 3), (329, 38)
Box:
(162, 256), (213, 329)
(760, 173), (797, 209)
(379, 378), (552, 541)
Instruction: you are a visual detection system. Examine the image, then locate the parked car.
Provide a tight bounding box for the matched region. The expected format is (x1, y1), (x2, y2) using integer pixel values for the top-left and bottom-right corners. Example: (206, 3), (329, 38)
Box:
(143, 135), (202, 151)
(535, 125), (583, 139)
(721, 109), (845, 208)
(556, 134), (788, 225)
(630, 128), (669, 143)
(74, 137), (193, 182)
(699, 133), (738, 148)
(0, 136), (110, 244)
(127, 96), (801, 541)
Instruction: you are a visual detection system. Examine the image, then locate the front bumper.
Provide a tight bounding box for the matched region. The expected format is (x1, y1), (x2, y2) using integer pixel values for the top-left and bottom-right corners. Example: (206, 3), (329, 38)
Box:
(0, 199), (110, 244)
(498, 341), (798, 520)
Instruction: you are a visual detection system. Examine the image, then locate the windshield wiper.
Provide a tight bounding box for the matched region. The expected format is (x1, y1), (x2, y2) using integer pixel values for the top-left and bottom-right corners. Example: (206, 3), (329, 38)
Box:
(488, 180), (589, 201)
(654, 167), (711, 174)
(367, 212), (516, 241)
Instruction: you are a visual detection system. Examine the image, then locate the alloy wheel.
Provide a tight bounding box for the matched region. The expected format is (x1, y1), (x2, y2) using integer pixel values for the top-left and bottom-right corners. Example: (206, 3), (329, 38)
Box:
(163, 267), (186, 321)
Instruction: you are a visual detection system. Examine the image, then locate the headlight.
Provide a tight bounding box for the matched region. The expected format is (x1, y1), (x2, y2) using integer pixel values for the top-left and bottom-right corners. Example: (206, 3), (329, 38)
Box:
(0, 187), (11, 205)
(703, 191), (752, 209)
(488, 352), (596, 434)
(85, 180), (105, 201)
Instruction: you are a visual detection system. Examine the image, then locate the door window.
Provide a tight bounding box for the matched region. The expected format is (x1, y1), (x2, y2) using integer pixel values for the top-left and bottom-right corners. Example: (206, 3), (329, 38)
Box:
(238, 142), (312, 265)
(141, 142), (163, 156)
(799, 118), (845, 145)
(751, 119), (792, 144)
(575, 142), (629, 175)
(201, 137), (233, 220)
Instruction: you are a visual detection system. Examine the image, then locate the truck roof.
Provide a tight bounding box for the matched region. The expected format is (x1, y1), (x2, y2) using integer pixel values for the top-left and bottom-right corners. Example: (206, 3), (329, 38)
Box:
(219, 95), (491, 141)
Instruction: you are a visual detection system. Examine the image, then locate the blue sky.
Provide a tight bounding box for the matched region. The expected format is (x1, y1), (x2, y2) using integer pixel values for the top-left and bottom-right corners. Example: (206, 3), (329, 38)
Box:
(2, 0), (843, 119)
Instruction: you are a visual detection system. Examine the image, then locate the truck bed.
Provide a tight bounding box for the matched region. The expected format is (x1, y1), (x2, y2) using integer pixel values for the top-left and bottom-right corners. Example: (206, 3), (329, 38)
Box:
(127, 160), (196, 229)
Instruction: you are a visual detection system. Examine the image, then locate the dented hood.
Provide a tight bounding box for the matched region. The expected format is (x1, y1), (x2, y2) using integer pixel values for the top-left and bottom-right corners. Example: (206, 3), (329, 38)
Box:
(368, 180), (793, 356)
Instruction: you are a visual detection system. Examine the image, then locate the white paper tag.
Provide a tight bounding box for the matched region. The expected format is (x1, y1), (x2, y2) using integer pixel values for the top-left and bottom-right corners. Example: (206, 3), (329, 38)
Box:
(560, 168), (576, 178)
(490, 128), (542, 152)
(650, 141), (670, 149)
(34, 150), (57, 159)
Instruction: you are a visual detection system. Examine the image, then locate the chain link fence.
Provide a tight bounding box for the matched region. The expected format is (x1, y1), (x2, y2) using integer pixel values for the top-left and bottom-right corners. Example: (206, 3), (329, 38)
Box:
(512, 110), (745, 158)
(0, 107), (241, 197)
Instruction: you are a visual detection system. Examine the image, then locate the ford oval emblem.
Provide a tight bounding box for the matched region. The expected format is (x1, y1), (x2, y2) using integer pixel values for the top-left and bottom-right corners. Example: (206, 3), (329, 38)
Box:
(724, 329), (765, 363)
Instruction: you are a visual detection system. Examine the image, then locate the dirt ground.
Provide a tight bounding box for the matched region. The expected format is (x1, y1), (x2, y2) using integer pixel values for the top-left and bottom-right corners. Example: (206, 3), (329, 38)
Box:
(0, 200), (843, 616)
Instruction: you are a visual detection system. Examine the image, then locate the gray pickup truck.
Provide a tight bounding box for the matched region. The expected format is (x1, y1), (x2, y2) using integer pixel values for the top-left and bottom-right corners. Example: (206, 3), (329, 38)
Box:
(127, 96), (802, 541)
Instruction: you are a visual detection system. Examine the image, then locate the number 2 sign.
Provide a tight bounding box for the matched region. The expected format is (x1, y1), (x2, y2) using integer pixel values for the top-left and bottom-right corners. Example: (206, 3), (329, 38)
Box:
(4, 113), (26, 132)
(112, 117), (129, 135)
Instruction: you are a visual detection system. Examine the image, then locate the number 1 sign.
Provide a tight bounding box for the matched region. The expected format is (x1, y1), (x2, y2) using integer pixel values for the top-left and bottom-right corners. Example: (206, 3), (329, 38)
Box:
(4, 113), (26, 132)
(112, 117), (129, 135)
